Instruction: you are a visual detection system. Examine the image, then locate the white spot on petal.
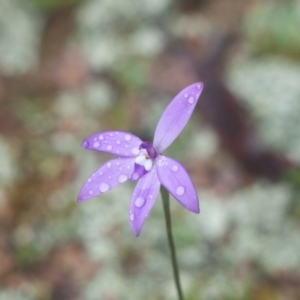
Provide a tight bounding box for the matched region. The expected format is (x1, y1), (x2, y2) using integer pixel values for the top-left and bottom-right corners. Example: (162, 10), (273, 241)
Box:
(130, 213), (135, 221)
(99, 135), (104, 140)
(172, 165), (179, 172)
(184, 93), (188, 98)
(106, 162), (111, 168)
(175, 186), (185, 196)
(131, 147), (140, 155)
(93, 142), (100, 148)
(89, 190), (93, 195)
(135, 197), (145, 208)
(107, 145), (112, 151)
(88, 178), (92, 182)
(118, 174), (128, 183)
(124, 134), (131, 141)
(188, 96), (194, 104)
(99, 183), (110, 192)
(116, 140), (121, 144)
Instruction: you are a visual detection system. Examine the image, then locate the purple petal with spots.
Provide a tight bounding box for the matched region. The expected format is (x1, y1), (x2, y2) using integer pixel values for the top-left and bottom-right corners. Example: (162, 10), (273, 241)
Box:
(78, 157), (135, 202)
(130, 164), (147, 181)
(129, 167), (161, 236)
(156, 156), (199, 213)
(153, 82), (203, 153)
(81, 131), (142, 157)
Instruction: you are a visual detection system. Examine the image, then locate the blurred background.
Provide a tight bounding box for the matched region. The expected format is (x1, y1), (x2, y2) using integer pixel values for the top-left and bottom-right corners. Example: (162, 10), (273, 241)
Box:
(0, 0), (300, 299)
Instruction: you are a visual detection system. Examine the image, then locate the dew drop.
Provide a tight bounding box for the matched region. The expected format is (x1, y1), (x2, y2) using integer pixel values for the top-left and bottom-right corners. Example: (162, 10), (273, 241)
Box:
(131, 172), (139, 180)
(197, 84), (202, 89)
(130, 213), (135, 221)
(99, 135), (104, 140)
(175, 186), (185, 196)
(89, 190), (93, 195)
(172, 165), (179, 172)
(118, 174), (128, 183)
(107, 145), (112, 151)
(135, 197), (145, 208)
(88, 178), (92, 182)
(93, 142), (100, 148)
(131, 147), (140, 155)
(188, 96), (195, 104)
(99, 182), (110, 192)
(110, 133), (113, 137)
(116, 140), (121, 144)
(184, 93), (188, 98)
(106, 162), (111, 168)
(124, 134), (131, 141)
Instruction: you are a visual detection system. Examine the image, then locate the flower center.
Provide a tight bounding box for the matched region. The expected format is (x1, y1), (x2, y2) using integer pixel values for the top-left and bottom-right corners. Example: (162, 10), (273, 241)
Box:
(134, 141), (156, 171)
(139, 141), (157, 159)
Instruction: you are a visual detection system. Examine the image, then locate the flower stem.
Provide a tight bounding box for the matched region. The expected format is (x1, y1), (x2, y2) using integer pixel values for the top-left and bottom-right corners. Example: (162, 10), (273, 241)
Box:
(161, 186), (184, 300)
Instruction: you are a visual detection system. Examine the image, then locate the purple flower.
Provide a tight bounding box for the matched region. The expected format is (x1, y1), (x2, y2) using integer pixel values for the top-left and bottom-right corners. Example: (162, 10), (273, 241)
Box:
(78, 82), (203, 236)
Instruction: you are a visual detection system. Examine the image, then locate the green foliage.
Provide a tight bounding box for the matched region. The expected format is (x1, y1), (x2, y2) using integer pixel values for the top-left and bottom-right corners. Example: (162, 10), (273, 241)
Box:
(29, 0), (82, 12)
(245, 1), (300, 59)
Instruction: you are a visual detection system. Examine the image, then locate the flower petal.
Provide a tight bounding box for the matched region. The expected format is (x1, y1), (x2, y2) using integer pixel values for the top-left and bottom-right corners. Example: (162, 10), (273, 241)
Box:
(156, 155), (199, 213)
(81, 131), (142, 157)
(129, 167), (161, 236)
(153, 82), (203, 153)
(78, 157), (135, 202)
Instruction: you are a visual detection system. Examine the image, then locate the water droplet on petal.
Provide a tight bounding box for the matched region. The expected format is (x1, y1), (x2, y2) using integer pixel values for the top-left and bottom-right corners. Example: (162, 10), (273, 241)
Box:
(118, 174), (128, 183)
(184, 93), (188, 98)
(130, 213), (135, 221)
(99, 171), (103, 175)
(89, 190), (93, 195)
(124, 134), (131, 141)
(131, 147), (139, 155)
(110, 133), (113, 137)
(197, 84), (202, 89)
(172, 165), (179, 172)
(116, 140), (121, 144)
(188, 96), (194, 104)
(106, 162), (111, 168)
(99, 135), (104, 140)
(99, 182), (110, 192)
(135, 197), (145, 208)
(131, 172), (139, 180)
(82, 141), (90, 148)
(107, 145), (112, 151)
(175, 186), (185, 196)
(88, 178), (92, 182)
(93, 142), (100, 148)
(149, 194), (153, 199)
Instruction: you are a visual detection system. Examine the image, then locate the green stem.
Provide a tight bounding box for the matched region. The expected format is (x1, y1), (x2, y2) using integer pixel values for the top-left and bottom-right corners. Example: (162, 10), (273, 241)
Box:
(161, 186), (184, 300)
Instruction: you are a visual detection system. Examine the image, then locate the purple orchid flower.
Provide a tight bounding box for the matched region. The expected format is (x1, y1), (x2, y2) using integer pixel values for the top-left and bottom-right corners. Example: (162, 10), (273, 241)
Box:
(78, 82), (203, 236)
